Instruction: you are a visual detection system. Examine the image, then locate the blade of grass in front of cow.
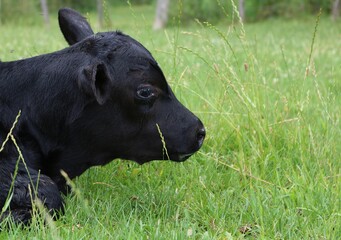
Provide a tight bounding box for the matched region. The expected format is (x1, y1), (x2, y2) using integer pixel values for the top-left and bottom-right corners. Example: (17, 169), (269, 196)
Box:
(156, 123), (170, 160)
(0, 111), (61, 232)
(0, 112), (21, 220)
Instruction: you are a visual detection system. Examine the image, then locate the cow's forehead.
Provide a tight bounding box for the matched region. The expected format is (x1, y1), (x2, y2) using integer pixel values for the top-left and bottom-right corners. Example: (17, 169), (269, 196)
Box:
(91, 31), (155, 62)
(74, 31), (167, 87)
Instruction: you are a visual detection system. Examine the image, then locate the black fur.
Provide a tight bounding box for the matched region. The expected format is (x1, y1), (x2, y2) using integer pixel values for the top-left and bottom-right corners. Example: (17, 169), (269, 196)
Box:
(0, 8), (205, 224)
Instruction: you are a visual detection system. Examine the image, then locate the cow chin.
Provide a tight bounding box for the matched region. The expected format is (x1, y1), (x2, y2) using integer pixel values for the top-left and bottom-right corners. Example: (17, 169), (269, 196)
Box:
(128, 152), (193, 165)
(177, 153), (194, 161)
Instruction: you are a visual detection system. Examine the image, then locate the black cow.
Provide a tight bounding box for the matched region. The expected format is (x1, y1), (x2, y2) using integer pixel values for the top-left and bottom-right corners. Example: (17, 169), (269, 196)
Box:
(0, 8), (205, 224)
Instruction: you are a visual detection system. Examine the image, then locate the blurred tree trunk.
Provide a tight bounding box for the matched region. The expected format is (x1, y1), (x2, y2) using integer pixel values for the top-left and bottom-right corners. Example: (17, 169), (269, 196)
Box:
(239, 0), (245, 22)
(97, 0), (104, 28)
(153, 0), (170, 30)
(332, 0), (340, 20)
(40, 0), (49, 27)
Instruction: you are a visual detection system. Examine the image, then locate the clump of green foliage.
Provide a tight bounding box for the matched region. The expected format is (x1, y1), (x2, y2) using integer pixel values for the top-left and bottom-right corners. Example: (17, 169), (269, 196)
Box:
(169, 0), (333, 24)
(169, 0), (231, 24)
(0, 0), (154, 25)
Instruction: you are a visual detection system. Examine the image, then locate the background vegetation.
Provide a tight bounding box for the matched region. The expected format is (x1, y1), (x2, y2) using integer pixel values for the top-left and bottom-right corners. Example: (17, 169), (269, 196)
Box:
(170, 0), (335, 24)
(0, 0), (338, 25)
(0, 1), (340, 239)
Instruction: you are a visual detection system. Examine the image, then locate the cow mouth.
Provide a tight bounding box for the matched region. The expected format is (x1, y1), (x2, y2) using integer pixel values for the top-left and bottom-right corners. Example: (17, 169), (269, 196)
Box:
(177, 153), (193, 161)
(131, 151), (195, 164)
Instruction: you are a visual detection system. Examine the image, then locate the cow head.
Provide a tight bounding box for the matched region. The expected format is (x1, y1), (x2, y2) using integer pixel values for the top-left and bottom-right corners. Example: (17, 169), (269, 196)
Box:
(58, 8), (205, 164)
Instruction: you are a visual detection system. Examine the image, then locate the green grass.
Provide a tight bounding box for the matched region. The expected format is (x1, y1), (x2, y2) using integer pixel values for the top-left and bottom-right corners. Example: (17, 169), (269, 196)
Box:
(0, 4), (340, 239)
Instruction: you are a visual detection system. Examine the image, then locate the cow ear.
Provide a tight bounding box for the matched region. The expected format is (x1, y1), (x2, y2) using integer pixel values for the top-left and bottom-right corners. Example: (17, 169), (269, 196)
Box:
(79, 62), (112, 105)
(58, 8), (94, 45)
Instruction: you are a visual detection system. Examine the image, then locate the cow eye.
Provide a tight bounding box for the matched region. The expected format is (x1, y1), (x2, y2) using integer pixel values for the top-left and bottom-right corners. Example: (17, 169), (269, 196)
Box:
(137, 87), (154, 98)
(136, 85), (157, 103)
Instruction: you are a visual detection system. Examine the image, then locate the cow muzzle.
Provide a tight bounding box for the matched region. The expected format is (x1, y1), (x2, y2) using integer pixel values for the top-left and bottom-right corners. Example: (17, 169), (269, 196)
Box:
(176, 120), (206, 161)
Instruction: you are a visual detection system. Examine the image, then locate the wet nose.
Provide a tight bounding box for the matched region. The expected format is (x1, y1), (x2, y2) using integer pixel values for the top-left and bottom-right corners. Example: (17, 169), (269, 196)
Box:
(196, 125), (206, 148)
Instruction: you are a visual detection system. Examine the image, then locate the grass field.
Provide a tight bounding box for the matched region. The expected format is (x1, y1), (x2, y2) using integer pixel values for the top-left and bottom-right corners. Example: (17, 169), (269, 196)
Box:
(0, 4), (340, 239)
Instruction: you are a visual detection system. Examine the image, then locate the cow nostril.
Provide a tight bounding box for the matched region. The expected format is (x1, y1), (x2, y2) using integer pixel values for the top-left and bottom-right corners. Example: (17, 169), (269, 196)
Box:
(197, 127), (206, 146)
